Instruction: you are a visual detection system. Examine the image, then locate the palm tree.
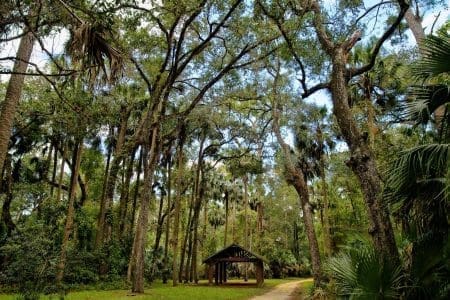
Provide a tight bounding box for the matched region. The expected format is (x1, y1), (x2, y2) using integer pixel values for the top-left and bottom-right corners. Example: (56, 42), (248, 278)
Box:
(384, 32), (450, 299)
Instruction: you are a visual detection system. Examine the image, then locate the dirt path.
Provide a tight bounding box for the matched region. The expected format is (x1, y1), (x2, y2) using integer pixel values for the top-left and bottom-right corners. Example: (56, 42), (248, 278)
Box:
(249, 278), (313, 300)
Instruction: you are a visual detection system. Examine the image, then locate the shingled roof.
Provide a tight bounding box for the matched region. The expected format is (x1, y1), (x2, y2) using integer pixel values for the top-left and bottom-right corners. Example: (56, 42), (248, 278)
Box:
(203, 243), (267, 264)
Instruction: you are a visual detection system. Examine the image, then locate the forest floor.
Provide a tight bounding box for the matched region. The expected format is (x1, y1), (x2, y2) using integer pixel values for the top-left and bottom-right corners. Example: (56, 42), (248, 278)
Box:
(0, 278), (312, 299)
(249, 278), (313, 300)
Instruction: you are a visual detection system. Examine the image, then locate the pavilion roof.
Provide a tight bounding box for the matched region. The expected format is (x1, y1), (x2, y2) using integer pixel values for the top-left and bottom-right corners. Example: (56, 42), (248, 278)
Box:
(202, 243), (267, 264)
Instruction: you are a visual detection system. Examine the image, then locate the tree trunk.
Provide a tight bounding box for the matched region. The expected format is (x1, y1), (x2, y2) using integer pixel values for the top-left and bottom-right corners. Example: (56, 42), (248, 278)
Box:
(404, 8), (425, 44)
(404, 7), (446, 131)
(130, 147), (143, 231)
(0, 32), (35, 184)
(191, 180), (205, 284)
(292, 177), (323, 285)
(179, 187), (194, 282)
(1, 155), (15, 237)
(97, 126), (113, 234)
(272, 87), (323, 286)
(224, 191), (229, 247)
(319, 155), (333, 256)
(129, 124), (160, 293)
(96, 108), (130, 250)
(56, 143), (66, 202)
(118, 147), (136, 238)
(172, 138), (185, 286)
(256, 202), (263, 252)
(243, 175), (249, 282)
(329, 49), (400, 265)
(56, 139), (83, 285)
(50, 140), (58, 196)
(150, 190), (165, 279)
(232, 199), (236, 242)
(186, 229), (193, 282)
(190, 135), (205, 284)
(162, 156), (171, 284)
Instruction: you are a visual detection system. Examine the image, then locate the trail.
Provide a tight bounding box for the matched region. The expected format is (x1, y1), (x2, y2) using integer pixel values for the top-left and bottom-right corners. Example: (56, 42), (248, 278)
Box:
(249, 278), (313, 300)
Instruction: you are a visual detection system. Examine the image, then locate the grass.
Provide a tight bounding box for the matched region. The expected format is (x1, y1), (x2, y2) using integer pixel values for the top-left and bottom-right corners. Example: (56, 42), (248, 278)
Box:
(0, 278), (304, 300)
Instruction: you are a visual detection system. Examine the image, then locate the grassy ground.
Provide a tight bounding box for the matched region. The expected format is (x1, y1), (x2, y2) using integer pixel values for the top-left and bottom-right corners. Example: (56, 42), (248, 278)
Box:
(0, 278), (303, 300)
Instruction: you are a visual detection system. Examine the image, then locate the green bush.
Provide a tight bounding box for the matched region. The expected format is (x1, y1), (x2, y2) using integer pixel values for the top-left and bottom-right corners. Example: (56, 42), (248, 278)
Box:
(0, 222), (59, 297)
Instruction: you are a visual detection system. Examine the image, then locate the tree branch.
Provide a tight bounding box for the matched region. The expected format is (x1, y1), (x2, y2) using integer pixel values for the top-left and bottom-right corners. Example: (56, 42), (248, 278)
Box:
(349, 0), (409, 77)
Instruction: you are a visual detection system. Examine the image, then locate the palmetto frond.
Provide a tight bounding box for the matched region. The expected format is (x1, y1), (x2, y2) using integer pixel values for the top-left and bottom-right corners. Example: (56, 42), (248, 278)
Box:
(326, 245), (403, 299)
(404, 85), (450, 124)
(402, 33), (450, 131)
(412, 34), (450, 80)
(385, 143), (449, 203)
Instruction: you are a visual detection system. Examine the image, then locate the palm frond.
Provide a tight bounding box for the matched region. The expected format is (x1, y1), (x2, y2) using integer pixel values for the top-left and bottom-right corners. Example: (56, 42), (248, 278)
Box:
(68, 22), (123, 85)
(384, 143), (449, 210)
(412, 34), (450, 80)
(326, 253), (358, 296)
(386, 143), (449, 188)
(326, 245), (403, 299)
(403, 85), (450, 124)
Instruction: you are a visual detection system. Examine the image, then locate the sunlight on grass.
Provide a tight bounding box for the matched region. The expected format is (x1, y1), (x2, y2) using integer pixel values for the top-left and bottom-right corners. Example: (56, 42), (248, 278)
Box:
(0, 278), (302, 300)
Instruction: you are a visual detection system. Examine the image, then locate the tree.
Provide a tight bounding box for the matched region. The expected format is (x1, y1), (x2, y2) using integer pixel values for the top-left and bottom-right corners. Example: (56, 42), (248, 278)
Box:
(0, 32), (35, 185)
(269, 62), (323, 286)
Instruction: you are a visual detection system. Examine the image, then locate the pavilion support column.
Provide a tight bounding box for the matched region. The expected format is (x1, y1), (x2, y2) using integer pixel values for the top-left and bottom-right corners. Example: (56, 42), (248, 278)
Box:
(218, 262), (223, 284)
(223, 262), (227, 283)
(208, 263), (213, 285)
(215, 263), (219, 285)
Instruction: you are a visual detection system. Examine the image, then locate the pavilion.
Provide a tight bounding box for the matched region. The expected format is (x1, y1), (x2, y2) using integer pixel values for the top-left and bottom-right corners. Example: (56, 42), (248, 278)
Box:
(202, 243), (266, 287)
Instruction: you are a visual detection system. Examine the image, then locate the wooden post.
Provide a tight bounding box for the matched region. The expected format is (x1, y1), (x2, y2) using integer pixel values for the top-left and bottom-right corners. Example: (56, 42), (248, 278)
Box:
(218, 262), (223, 284)
(223, 262), (227, 283)
(215, 263), (219, 285)
(208, 263), (213, 285)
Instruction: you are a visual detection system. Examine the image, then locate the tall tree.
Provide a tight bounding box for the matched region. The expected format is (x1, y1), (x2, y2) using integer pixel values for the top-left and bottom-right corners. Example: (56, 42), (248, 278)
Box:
(269, 65), (323, 286)
(0, 32), (35, 183)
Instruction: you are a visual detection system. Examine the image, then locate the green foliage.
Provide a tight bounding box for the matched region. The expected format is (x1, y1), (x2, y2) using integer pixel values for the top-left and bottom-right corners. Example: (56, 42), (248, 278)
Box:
(412, 33), (450, 80)
(0, 222), (59, 297)
(326, 244), (402, 299)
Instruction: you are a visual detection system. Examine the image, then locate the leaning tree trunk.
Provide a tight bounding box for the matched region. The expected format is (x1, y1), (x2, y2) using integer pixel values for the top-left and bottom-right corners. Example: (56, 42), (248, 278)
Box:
(56, 139), (83, 285)
(0, 32), (35, 184)
(272, 89), (323, 286)
(291, 175), (323, 285)
(329, 49), (399, 265)
(309, 0), (402, 265)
